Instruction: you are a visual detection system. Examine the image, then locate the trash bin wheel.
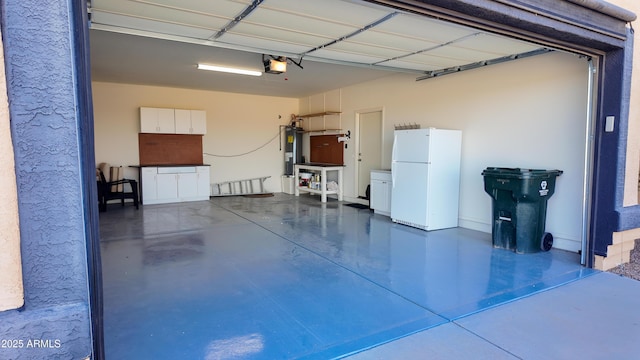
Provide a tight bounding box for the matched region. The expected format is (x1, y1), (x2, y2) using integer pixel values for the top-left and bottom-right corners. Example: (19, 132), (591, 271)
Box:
(541, 232), (553, 251)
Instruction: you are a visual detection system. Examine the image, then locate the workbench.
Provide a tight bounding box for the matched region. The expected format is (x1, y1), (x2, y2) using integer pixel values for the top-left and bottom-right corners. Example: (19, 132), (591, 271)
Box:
(294, 163), (344, 203)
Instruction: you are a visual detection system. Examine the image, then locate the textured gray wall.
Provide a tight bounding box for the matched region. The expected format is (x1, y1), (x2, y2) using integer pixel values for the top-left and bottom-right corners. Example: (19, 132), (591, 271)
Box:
(0, 0), (92, 358)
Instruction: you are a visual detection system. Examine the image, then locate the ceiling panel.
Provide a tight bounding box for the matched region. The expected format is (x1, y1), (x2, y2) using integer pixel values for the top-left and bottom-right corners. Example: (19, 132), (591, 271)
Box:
(310, 49), (390, 64)
(240, 7), (362, 39)
(380, 59), (441, 71)
(398, 53), (470, 68)
(94, 0), (248, 19)
(254, 0), (394, 27)
(91, 0), (230, 32)
(325, 41), (411, 60)
(216, 33), (315, 55)
(91, 11), (217, 40)
(454, 33), (543, 55)
(425, 46), (506, 63)
(226, 22), (331, 49)
(373, 14), (478, 44)
(89, 0), (554, 96)
(348, 31), (440, 53)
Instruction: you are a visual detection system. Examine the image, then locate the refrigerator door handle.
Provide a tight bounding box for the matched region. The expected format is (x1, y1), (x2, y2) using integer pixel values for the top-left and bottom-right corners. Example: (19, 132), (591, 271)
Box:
(391, 134), (397, 188)
(391, 135), (397, 161)
(391, 161), (396, 188)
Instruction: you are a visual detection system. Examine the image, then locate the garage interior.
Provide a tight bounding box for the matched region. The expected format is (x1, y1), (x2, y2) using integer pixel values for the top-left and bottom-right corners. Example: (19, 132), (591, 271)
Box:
(90, 0), (592, 253)
(87, 0), (632, 358)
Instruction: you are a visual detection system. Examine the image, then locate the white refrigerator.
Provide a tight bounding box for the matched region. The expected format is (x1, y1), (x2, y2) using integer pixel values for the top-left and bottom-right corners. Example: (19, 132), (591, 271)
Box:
(391, 128), (462, 231)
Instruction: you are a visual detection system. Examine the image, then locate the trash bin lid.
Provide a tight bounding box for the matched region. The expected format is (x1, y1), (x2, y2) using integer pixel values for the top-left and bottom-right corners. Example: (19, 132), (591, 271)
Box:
(481, 167), (563, 179)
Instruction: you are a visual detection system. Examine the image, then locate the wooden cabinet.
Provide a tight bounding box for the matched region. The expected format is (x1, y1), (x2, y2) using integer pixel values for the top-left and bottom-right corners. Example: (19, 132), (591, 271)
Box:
(141, 166), (210, 205)
(140, 107), (206, 134)
(175, 109), (207, 134)
(370, 170), (392, 216)
(310, 134), (344, 165)
(140, 107), (176, 133)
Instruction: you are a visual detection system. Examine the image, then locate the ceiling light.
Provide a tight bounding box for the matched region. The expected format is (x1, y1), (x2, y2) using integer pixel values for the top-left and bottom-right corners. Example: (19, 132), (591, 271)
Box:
(263, 56), (287, 74)
(197, 63), (262, 77)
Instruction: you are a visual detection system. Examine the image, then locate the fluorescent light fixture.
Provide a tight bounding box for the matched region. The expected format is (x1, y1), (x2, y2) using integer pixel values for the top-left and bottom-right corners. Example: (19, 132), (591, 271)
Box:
(197, 63), (262, 77)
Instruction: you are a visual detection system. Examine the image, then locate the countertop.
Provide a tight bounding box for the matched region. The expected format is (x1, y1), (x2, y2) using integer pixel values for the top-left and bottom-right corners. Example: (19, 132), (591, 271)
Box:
(130, 164), (210, 168)
(296, 162), (345, 167)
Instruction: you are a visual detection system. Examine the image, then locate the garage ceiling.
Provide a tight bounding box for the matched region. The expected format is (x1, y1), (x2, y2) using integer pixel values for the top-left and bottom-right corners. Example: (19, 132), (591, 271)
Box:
(88, 0), (549, 97)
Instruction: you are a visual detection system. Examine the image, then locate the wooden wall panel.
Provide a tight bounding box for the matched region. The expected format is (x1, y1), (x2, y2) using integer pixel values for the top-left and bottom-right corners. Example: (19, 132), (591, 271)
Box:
(138, 133), (203, 166)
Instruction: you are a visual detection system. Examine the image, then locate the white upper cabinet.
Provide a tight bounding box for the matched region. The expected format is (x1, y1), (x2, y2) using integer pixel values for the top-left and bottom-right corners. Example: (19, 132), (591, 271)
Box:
(175, 109), (207, 135)
(190, 110), (207, 134)
(140, 107), (206, 134)
(140, 107), (176, 133)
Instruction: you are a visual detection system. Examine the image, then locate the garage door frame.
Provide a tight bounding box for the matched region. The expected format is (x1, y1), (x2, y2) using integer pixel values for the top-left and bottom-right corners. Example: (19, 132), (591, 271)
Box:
(0, 1), (636, 358)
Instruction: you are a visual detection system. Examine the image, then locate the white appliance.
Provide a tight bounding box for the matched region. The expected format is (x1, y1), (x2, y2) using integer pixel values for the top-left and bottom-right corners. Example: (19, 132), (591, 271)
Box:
(391, 128), (462, 231)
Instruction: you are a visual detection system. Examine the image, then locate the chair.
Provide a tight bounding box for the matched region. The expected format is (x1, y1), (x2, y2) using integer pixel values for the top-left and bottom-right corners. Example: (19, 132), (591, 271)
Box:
(96, 167), (139, 212)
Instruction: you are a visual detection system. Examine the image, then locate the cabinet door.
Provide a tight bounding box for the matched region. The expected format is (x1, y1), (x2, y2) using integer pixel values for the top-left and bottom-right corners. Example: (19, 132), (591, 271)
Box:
(140, 107), (158, 133)
(156, 173), (178, 201)
(140, 107), (175, 133)
(157, 108), (176, 133)
(381, 180), (391, 212)
(175, 109), (207, 134)
(196, 166), (210, 198)
(370, 179), (385, 211)
(141, 167), (158, 203)
(370, 178), (391, 214)
(174, 109), (191, 134)
(190, 110), (207, 134)
(177, 172), (199, 200)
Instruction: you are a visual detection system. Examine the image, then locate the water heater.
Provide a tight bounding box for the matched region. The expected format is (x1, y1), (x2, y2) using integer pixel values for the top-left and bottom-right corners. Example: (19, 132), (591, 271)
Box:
(284, 125), (303, 175)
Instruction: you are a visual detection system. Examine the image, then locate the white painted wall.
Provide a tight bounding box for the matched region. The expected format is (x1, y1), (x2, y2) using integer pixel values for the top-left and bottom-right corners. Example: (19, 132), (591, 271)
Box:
(302, 52), (589, 252)
(92, 82), (298, 193)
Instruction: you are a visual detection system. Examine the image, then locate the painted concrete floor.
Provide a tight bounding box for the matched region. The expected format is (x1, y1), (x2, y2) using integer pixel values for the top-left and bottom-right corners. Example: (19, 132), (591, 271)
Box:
(99, 194), (640, 359)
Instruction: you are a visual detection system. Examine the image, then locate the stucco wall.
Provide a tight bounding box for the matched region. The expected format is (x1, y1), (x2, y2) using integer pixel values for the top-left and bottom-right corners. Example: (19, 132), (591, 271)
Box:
(596, 0), (640, 269)
(608, 0), (640, 206)
(0, 0), (92, 359)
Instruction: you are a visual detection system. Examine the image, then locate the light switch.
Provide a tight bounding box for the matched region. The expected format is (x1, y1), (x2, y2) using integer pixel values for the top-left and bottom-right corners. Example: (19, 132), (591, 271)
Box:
(605, 116), (615, 132)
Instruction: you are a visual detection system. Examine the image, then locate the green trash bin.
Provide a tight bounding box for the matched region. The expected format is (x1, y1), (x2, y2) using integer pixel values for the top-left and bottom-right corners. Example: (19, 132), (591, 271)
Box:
(482, 167), (563, 254)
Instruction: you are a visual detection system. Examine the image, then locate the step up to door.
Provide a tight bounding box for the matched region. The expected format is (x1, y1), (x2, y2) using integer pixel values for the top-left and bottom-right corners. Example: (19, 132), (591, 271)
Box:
(210, 176), (271, 196)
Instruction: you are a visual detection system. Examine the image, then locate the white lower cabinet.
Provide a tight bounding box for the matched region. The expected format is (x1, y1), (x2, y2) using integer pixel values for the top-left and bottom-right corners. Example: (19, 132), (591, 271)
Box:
(196, 166), (211, 198)
(156, 173), (179, 202)
(370, 170), (392, 216)
(177, 172), (199, 200)
(141, 166), (210, 205)
(141, 167), (159, 203)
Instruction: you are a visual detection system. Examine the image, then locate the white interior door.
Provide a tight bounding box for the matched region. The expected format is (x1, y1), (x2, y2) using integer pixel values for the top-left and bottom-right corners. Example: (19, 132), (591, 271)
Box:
(357, 110), (382, 198)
